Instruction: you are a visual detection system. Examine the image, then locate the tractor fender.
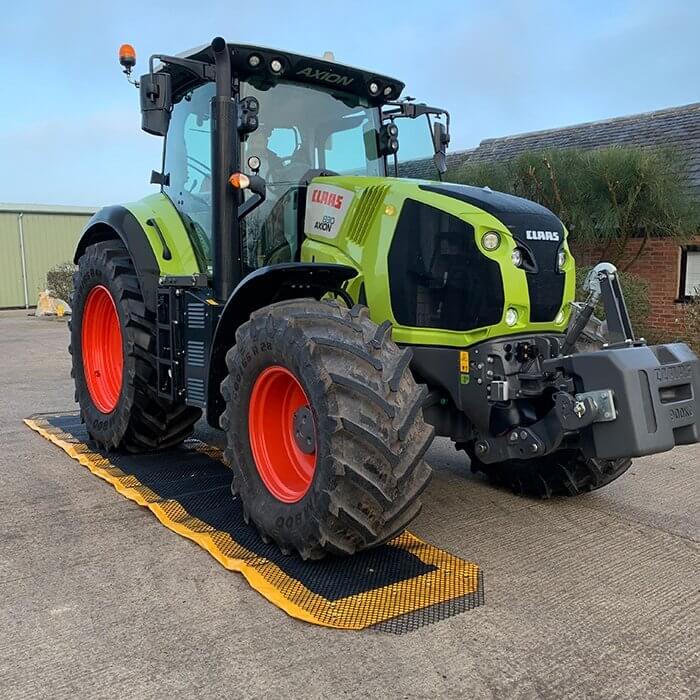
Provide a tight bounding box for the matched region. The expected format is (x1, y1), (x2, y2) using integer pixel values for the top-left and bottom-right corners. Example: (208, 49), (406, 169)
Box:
(74, 206), (161, 311)
(206, 262), (358, 426)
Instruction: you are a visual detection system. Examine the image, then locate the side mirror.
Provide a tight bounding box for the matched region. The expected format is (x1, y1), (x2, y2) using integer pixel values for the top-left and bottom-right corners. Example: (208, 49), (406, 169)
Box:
(139, 72), (172, 136)
(432, 121), (449, 175)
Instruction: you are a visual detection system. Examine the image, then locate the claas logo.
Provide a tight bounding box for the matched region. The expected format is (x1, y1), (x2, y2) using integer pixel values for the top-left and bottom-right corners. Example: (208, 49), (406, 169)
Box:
(526, 229), (560, 242)
(311, 189), (344, 209)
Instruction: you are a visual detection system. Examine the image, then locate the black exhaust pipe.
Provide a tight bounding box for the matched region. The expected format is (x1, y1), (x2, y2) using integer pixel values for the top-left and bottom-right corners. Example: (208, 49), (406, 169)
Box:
(210, 37), (241, 301)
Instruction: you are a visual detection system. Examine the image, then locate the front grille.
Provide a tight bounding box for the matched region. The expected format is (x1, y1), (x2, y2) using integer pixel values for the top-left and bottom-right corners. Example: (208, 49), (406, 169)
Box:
(511, 229), (565, 323)
(388, 200), (504, 331)
(527, 268), (565, 322)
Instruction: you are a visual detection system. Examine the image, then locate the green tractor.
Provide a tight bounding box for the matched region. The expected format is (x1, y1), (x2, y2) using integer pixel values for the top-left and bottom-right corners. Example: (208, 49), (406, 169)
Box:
(70, 38), (700, 559)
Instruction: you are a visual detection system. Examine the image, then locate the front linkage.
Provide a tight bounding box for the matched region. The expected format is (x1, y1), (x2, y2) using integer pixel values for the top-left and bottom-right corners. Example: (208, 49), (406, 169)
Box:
(417, 263), (700, 466)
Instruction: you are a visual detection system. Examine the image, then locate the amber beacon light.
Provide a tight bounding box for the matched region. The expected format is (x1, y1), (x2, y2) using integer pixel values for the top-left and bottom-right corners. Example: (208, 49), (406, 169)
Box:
(118, 44), (137, 70)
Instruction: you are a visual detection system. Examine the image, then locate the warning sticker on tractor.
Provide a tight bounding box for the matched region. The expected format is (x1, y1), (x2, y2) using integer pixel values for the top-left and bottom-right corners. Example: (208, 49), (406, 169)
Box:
(304, 184), (354, 239)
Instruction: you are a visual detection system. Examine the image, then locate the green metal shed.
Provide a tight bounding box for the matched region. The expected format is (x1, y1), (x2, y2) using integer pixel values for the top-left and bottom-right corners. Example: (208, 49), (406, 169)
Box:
(0, 204), (97, 309)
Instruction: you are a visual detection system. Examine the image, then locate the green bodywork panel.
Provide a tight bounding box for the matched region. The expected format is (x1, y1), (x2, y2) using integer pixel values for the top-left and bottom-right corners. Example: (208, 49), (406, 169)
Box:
(301, 176), (575, 349)
(123, 181), (574, 351)
(124, 193), (202, 275)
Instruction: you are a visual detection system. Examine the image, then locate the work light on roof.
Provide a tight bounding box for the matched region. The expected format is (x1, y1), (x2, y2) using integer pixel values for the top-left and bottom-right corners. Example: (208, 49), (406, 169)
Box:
(248, 54), (262, 68)
(270, 58), (283, 74)
(369, 81), (380, 95)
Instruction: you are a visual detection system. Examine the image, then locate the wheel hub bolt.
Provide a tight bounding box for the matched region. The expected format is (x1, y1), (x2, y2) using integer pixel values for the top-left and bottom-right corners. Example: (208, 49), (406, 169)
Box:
(293, 406), (316, 454)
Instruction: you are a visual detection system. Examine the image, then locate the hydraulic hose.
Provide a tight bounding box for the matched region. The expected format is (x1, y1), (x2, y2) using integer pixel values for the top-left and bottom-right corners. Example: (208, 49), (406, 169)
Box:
(561, 290), (600, 356)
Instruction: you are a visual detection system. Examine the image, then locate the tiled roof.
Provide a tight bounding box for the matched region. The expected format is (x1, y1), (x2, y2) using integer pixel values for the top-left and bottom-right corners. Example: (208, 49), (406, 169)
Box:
(447, 102), (700, 196)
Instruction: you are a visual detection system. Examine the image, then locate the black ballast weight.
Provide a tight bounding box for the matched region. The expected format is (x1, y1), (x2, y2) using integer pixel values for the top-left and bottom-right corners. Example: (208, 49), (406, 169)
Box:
(546, 342), (700, 460)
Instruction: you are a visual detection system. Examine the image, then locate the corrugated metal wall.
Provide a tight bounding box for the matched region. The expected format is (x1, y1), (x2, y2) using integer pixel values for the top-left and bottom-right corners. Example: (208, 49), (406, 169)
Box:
(0, 210), (93, 308)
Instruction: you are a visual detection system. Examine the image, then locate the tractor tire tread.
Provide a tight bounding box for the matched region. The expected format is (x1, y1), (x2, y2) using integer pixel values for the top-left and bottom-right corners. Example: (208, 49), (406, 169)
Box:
(221, 298), (434, 559)
(466, 445), (632, 498)
(71, 239), (200, 453)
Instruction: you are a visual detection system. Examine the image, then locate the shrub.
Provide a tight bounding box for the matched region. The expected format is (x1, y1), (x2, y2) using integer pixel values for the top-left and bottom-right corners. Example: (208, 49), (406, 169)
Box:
(450, 146), (700, 270)
(46, 262), (75, 302)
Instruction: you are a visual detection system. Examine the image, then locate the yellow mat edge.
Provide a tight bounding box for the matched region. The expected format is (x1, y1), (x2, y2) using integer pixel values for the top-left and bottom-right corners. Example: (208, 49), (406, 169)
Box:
(24, 418), (323, 628)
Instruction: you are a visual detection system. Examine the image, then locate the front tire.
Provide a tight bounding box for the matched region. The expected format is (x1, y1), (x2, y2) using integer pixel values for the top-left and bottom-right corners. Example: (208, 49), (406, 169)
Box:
(220, 300), (434, 559)
(70, 240), (201, 451)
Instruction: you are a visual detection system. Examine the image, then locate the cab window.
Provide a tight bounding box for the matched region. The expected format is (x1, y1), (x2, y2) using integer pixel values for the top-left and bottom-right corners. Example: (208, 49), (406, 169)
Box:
(392, 114), (442, 181)
(240, 81), (383, 272)
(163, 82), (216, 267)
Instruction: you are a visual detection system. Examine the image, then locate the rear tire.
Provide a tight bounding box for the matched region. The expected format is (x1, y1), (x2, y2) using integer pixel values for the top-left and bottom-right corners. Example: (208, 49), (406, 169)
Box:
(220, 300), (434, 559)
(465, 446), (632, 498)
(70, 240), (201, 451)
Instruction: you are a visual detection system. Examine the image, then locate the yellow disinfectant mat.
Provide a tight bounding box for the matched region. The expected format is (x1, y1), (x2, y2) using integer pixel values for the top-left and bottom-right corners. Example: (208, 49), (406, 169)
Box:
(25, 413), (483, 633)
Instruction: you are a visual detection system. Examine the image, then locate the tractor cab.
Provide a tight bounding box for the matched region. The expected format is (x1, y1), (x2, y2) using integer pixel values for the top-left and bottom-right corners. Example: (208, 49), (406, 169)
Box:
(128, 40), (449, 286)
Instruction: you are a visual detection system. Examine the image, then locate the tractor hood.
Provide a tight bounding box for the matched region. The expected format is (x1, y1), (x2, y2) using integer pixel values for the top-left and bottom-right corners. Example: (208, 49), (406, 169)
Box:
(301, 175), (575, 348)
(418, 183), (565, 244)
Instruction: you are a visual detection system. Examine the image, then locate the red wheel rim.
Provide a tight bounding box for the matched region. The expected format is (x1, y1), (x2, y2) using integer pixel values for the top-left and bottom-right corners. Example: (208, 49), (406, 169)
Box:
(248, 365), (317, 503)
(82, 285), (123, 413)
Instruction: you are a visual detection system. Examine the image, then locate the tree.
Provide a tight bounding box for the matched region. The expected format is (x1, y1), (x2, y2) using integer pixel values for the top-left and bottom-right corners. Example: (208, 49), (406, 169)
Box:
(450, 146), (700, 271)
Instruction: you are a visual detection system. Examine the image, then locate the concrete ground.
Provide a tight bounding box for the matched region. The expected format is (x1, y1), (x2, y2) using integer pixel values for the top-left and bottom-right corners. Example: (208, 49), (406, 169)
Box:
(0, 309), (697, 699)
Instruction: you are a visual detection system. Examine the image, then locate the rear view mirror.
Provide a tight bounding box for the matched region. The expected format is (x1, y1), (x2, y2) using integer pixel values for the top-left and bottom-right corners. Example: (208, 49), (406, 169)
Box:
(432, 121), (449, 175)
(139, 72), (172, 136)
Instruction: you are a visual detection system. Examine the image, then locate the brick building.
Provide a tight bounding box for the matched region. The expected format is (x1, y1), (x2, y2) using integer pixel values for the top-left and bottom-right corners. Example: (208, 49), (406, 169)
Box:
(446, 102), (700, 337)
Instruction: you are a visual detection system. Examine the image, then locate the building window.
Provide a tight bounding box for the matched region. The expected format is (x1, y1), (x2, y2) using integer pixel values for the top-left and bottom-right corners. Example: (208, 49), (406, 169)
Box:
(680, 246), (700, 299)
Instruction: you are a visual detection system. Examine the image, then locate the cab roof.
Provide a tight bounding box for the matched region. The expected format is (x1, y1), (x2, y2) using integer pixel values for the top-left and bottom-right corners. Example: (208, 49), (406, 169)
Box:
(160, 42), (405, 106)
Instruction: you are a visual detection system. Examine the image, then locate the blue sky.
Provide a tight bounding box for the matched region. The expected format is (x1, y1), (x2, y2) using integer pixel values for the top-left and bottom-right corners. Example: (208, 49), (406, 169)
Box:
(2, 0), (699, 206)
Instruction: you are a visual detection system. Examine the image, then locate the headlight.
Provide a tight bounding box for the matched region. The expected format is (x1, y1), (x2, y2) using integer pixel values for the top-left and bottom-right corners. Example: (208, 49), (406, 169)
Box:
(557, 248), (567, 271)
(505, 308), (519, 327)
(482, 231), (501, 251)
(511, 248), (523, 267)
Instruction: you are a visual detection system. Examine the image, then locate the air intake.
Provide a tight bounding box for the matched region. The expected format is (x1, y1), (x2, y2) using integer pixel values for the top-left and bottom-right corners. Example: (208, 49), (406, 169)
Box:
(346, 185), (389, 245)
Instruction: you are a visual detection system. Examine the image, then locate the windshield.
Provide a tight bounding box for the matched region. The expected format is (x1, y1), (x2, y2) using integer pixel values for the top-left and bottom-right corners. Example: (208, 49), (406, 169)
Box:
(242, 81), (384, 182)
